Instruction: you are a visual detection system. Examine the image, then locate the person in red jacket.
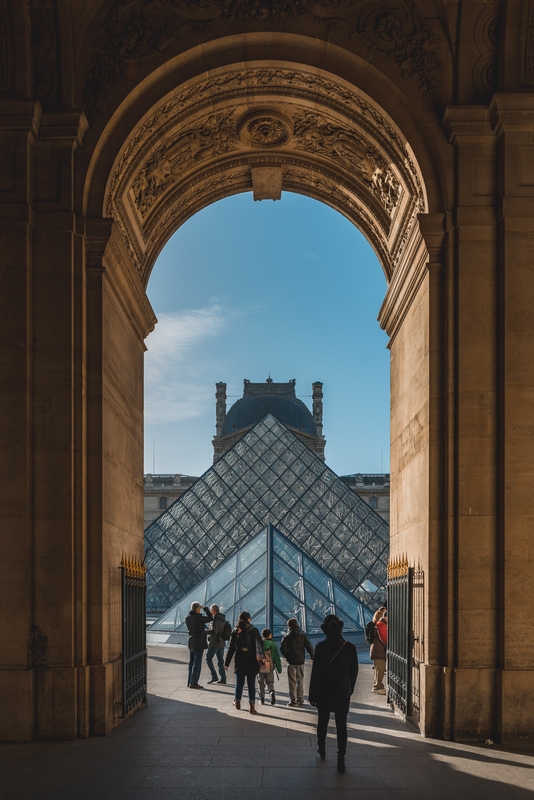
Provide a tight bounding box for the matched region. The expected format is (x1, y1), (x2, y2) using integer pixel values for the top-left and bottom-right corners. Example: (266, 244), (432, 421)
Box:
(370, 610), (388, 694)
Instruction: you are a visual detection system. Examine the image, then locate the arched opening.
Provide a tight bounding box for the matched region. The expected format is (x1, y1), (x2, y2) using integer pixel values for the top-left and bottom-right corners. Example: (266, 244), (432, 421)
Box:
(142, 191), (391, 628)
(3, 0), (533, 750)
(83, 52), (435, 736)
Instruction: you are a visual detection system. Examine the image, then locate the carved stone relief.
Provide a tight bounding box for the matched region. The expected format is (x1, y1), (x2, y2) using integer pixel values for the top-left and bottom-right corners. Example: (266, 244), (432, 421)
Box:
(104, 66), (425, 283)
(130, 109), (240, 216)
(519, 0), (534, 83)
(127, 104), (402, 223)
(292, 110), (401, 214)
(83, 0), (443, 118)
(28, 0), (61, 109)
(105, 67), (420, 211)
(0, 0), (14, 91)
(472, 2), (501, 100)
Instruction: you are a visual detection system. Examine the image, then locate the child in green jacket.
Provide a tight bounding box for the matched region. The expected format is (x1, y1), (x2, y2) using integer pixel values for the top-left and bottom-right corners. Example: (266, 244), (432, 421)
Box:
(258, 628), (282, 705)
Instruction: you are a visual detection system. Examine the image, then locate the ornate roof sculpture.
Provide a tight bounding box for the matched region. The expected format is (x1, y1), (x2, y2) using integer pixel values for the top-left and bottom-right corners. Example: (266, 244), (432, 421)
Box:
(147, 523), (374, 645)
(145, 414), (389, 613)
(213, 378), (325, 460)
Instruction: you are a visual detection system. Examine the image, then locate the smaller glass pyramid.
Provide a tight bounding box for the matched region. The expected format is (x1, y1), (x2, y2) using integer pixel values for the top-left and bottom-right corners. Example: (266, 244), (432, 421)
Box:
(147, 524), (373, 645)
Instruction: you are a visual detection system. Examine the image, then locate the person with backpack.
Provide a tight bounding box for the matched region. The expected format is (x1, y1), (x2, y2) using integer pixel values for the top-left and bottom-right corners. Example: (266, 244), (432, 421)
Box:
(308, 614), (359, 773)
(258, 628), (282, 705)
(369, 608), (388, 694)
(205, 604), (231, 685)
(185, 602), (213, 689)
(280, 617), (314, 706)
(224, 611), (263, 714)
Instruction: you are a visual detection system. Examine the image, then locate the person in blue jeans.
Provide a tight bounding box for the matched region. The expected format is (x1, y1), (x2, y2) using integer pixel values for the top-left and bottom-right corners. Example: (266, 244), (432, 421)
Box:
(185, 602), (213, 688)
(206, 604), (228, 684)
(224, 611), (263, 714)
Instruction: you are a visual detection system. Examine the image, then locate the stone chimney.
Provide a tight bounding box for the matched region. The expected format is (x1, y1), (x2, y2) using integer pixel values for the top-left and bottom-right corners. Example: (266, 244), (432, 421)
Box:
(215, 382), (227, 437)
(312, 382), (323, 436)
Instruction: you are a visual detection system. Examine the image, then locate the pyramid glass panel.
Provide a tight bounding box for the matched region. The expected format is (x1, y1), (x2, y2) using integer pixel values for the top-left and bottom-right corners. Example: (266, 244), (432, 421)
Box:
(145, 415), (389, 612)
(148, 525), (373, 646)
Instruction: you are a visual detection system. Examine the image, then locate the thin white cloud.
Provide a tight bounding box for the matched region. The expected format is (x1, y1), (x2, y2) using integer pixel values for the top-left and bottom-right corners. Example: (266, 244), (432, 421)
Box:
(144, 305), (232, 423)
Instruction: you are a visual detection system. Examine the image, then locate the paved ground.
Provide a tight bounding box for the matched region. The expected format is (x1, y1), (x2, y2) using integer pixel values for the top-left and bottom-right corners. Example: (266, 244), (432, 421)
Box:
(1, 645), (534, 799)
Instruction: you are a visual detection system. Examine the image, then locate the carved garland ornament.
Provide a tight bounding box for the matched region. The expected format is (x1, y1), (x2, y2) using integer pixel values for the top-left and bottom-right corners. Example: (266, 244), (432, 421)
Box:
(105, 66), (422, 212)
(105, 67), (425, 281)
(128, 106), (401, 221)
(83, 0), (442, 117)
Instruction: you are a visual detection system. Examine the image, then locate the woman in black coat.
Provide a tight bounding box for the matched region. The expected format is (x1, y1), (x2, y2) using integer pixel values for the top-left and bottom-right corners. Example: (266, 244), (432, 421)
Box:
(308, 614), (359, 772)
(224, 611), (263, 714)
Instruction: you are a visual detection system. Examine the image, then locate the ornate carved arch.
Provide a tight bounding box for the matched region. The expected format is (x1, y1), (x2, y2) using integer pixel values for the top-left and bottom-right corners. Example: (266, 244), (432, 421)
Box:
(103, 64), (427, 284)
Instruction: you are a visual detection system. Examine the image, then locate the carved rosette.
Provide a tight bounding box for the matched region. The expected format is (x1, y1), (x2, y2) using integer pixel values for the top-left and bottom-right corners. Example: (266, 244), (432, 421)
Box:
(104, 66), (426, 283)
(238, 110), (292, 147)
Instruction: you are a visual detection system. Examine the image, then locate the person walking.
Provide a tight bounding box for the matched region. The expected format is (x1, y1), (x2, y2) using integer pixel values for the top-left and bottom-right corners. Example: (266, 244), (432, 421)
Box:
(280, 617), (314, 706)
(309, 614), (359, 773)
(224, 611), (263, 714)
(370, 609), (387, 694)
(205, 604), (228, 685)
(185, 602), (213, 689)
(258, 628), (282, 705)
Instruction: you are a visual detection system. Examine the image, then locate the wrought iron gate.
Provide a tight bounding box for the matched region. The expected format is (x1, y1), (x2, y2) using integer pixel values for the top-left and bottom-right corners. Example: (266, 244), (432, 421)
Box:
(387, 556), (412, 714)
(386, 557), (425, 719)
(121, 554), (147, 716)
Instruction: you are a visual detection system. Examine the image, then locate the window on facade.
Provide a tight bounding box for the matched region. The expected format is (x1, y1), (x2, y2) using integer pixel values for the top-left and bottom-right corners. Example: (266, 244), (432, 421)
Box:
(159, 496), (167, 510)
(369, 496), (378, 509)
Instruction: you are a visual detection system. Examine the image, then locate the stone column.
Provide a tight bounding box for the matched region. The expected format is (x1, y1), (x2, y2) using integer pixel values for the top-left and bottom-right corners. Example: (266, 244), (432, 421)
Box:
(86, 221), (156, 735)
(443, 107), (500, 741)
(0, 100), (41, 741)
(490, 94), (534, 741)
(31, 111), (91, 740)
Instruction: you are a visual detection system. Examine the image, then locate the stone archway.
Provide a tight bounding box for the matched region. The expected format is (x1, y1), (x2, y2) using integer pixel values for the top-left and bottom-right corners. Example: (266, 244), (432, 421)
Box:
(101, 63), (427, 283)
(2, 1), (534, 745)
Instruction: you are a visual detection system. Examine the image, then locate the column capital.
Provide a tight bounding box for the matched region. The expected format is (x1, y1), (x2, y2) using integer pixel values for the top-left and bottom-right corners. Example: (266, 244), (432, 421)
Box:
(490, 93), (534, 135)
(442, 106), (494, 146)
(38, 111), (89, 150)
(417, 213), (446, 257)
(85, 218), (114, 270)
(0, 100), (41, 136)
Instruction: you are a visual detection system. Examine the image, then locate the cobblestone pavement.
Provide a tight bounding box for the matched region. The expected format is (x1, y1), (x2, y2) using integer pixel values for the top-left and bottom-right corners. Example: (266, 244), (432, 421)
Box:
(1, 645), (534, 799)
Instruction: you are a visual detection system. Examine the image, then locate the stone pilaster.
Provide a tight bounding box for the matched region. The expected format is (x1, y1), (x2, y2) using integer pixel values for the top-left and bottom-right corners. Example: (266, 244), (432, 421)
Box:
(0, 100), (41, 741)
(490, 94), (534, 741)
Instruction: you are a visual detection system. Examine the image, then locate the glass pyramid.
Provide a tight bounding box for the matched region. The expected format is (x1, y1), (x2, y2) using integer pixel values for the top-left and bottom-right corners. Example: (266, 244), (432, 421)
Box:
(145, 414), (389, 612)
(147, 524), (374, 645)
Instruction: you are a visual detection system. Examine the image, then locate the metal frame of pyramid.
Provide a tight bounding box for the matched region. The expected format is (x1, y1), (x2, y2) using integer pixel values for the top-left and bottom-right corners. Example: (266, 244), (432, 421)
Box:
(147, 523), (374, 646)
(145, 414), (389, 612)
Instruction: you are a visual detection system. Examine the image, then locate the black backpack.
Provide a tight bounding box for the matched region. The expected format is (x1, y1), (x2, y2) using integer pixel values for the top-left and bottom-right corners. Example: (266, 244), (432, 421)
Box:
(222, 620), (232, 641)
(365, 620), (376, 646)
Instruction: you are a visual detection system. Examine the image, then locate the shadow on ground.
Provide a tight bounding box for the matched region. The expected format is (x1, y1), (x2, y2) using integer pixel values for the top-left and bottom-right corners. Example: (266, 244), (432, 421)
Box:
(1, 645), (533, 800)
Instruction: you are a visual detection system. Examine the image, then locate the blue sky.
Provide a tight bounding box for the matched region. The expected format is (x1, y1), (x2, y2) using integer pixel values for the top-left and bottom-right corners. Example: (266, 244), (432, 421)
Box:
(144, 192), (390, 477)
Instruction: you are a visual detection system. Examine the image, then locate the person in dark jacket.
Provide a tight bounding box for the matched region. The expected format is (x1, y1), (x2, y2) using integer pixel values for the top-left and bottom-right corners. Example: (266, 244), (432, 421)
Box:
(309, 614), (359, 773)
(206, 604), (227, 685)
(280, 617), (314, 706)
(185, 602), (213, 688)
(224, 611), (263, 714)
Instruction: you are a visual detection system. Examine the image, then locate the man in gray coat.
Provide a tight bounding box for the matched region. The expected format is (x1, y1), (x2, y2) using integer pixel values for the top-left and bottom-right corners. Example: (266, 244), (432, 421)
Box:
(206, 604), (228, 684)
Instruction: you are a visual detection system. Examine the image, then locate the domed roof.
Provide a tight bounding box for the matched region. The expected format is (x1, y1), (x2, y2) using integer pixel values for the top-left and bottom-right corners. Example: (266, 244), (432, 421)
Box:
(221, 378), (317, 437)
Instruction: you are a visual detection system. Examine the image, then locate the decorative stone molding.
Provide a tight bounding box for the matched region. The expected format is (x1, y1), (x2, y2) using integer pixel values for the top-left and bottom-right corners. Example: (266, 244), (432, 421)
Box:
(28, 0), (61, 109)
(83, 0), (443, 118)
(239, 109), (292, 148)
(472, 2), (501, 100)
(103, 65), (426, 283)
